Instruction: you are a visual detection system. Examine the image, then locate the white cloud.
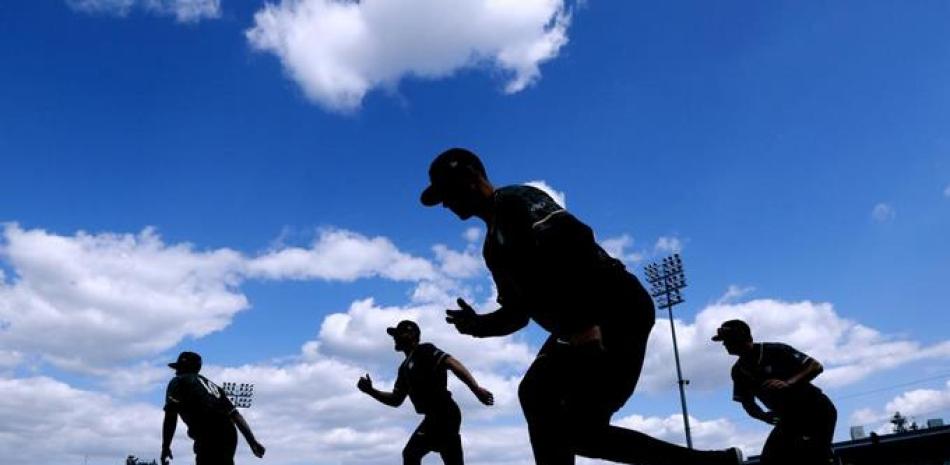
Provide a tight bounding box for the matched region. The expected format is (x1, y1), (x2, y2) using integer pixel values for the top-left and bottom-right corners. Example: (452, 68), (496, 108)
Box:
(246, 0), (572, 112)
(524, 180), (566, 207)
(654, 235), (684, 254)
(66, 0), (221, 22)
(639, 296), (950, 394)
(0, 224), (248, 372)
(0, 375), (167, 465)
(0, 224), (438, 372)
(432, 244), (484, 279)
(463, 227), (483, 243)
(944, 185), (950, 198)
(246, 229), (437, 282)
(600, 234), (644, 265)
(612, 413), (768, 458)
(849, 381), (950, 430)
(871, 202), (896, 222)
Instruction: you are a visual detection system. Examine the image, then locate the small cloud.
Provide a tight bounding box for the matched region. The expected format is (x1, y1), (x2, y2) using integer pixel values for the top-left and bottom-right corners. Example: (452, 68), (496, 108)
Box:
(524, 180), (566, 207)
(715, 285), (756, 305)
(943, 185), (950, 198)
(600, 234), (644, 265)
(654, 236), (683, 254)
(871, 202), (896, 222)
(463, 227), (482, 243)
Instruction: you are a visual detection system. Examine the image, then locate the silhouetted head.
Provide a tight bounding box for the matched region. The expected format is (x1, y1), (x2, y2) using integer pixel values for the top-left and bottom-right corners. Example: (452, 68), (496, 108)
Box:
(712, 319), (754, 356)
(420, 148), (493, 220)
(168, 351), (202, 374)
(387, 320), (420, 353)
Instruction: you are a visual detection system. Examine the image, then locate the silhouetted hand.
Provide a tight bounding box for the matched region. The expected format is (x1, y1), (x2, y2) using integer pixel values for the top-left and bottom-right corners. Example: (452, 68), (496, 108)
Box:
(446, 298), (478, 335)
(160, 447), (173, 465)
(764, 411), (781, 425)
(762, 379), (789, 390)
(250, 441), (266, 458)
(474, 386), (494, 406)
(357, 374), (374, 393)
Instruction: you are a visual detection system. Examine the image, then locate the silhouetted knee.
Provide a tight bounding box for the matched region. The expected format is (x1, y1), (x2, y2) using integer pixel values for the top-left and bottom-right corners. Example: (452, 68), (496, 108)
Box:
(402, 444), (424, 465)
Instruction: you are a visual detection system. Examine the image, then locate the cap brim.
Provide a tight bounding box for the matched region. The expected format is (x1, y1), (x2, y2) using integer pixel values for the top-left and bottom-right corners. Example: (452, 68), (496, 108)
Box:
(711, 335), (724, 341)
(386, 327), (398, 336)
(168, 362), (180, 369)
(420, 185), (442, 206)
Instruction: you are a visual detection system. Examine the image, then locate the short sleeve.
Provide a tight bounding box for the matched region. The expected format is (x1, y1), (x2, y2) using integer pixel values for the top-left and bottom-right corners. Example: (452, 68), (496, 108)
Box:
(731, 365), (754, 403)
(417, 343), (449, 369)
(772, 343), (812, 368)
(163, 379), (181, 413)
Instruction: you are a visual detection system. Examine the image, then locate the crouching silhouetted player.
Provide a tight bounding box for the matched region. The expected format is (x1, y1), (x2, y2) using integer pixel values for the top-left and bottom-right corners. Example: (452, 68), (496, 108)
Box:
(422, 148), (742, 465)
(357, 320), (494, 465)
(161, 351), (265, 465)
(713, 319), (837, 465)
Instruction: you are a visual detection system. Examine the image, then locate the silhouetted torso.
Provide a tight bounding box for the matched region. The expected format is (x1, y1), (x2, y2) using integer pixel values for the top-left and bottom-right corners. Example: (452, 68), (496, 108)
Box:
(731, 342), (823, 414)
(164, 373), (236, 440)
(483, 185), (646, 338)
(394, 343), (452, 414)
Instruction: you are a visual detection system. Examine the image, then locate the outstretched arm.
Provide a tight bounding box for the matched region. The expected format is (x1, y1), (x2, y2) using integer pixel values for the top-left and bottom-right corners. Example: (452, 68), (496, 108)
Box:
(445, 356), (494, 406)
(161, 410), (176, 465)
(231, 410), (266, 458)
(446, 298), (529, 338)
(357, 374), (407, 407)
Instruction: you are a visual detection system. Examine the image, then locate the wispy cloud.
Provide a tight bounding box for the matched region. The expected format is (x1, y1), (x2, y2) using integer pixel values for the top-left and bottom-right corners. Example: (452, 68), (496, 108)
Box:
(246, 0), (573, 112)
(871, 202), (896, 222)
(66, 0), (221, 23)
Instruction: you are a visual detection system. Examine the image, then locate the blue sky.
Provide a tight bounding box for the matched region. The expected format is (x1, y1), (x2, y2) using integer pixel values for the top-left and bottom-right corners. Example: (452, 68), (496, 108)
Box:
(1, 1), (949, 464)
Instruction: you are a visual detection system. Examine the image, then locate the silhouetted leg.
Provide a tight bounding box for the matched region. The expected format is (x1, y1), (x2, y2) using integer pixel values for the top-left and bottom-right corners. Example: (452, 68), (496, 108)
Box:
(519, 337), (573, 465)
(438, 433), (464, 465)
(760, 425), (792, 465)
(435, 401), (465, 465)
(403, 419), (433, 465)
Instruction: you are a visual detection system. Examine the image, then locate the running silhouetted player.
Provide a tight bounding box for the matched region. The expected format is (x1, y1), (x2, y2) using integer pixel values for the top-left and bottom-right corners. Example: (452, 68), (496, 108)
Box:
(357, 320), (494, 465)
(714, 320), (837, 465)
(161, 351), (265, 465)
(421, 148), (742, 465)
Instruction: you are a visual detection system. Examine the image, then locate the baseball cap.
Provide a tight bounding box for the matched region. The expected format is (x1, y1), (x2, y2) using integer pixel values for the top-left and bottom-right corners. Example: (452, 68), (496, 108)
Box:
(386, 320), (420, 337)
(420, 148), (487, 206)
(168, 351), (202, 371)
(711, 319), (752, 342)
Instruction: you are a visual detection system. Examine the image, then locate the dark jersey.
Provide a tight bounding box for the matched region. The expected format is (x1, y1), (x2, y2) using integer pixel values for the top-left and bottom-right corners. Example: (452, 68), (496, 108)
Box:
(479, 185), (643, 338)
(731, 342), (822, 413)
(164, 373), (236, 440)
(393, 343), (452, 414)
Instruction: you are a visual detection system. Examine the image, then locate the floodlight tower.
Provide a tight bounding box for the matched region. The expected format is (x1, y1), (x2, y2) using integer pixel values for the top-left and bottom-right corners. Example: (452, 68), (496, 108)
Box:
(644, 253), (693, 448)
(222, 382), (255, 409)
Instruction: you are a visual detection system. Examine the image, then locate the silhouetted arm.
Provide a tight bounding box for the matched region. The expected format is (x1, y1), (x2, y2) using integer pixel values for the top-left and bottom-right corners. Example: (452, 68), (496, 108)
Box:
(740, 398), (778, 425)
(447, 298), (529, 338)
(357, 374), (407, 407)
(231, 410), (266, 458)
(161, 410), (176, 465)
(445, 356), (494, 405)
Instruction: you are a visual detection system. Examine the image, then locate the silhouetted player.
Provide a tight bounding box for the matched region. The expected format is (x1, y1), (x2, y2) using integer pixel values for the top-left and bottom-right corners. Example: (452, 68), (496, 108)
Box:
(714, 320), (837, 465)
(422, 148), (742, 465)
(357, 320), (494, 465)
(161, 351), (265, 465)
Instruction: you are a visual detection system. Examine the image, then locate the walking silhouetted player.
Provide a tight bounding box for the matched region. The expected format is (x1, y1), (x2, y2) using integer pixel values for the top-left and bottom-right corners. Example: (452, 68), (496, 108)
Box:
(714, 320), (837, 465)
(161, 351), (265, 465)
(357, 320), (494, 465)
(421, 148), (742, 465)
